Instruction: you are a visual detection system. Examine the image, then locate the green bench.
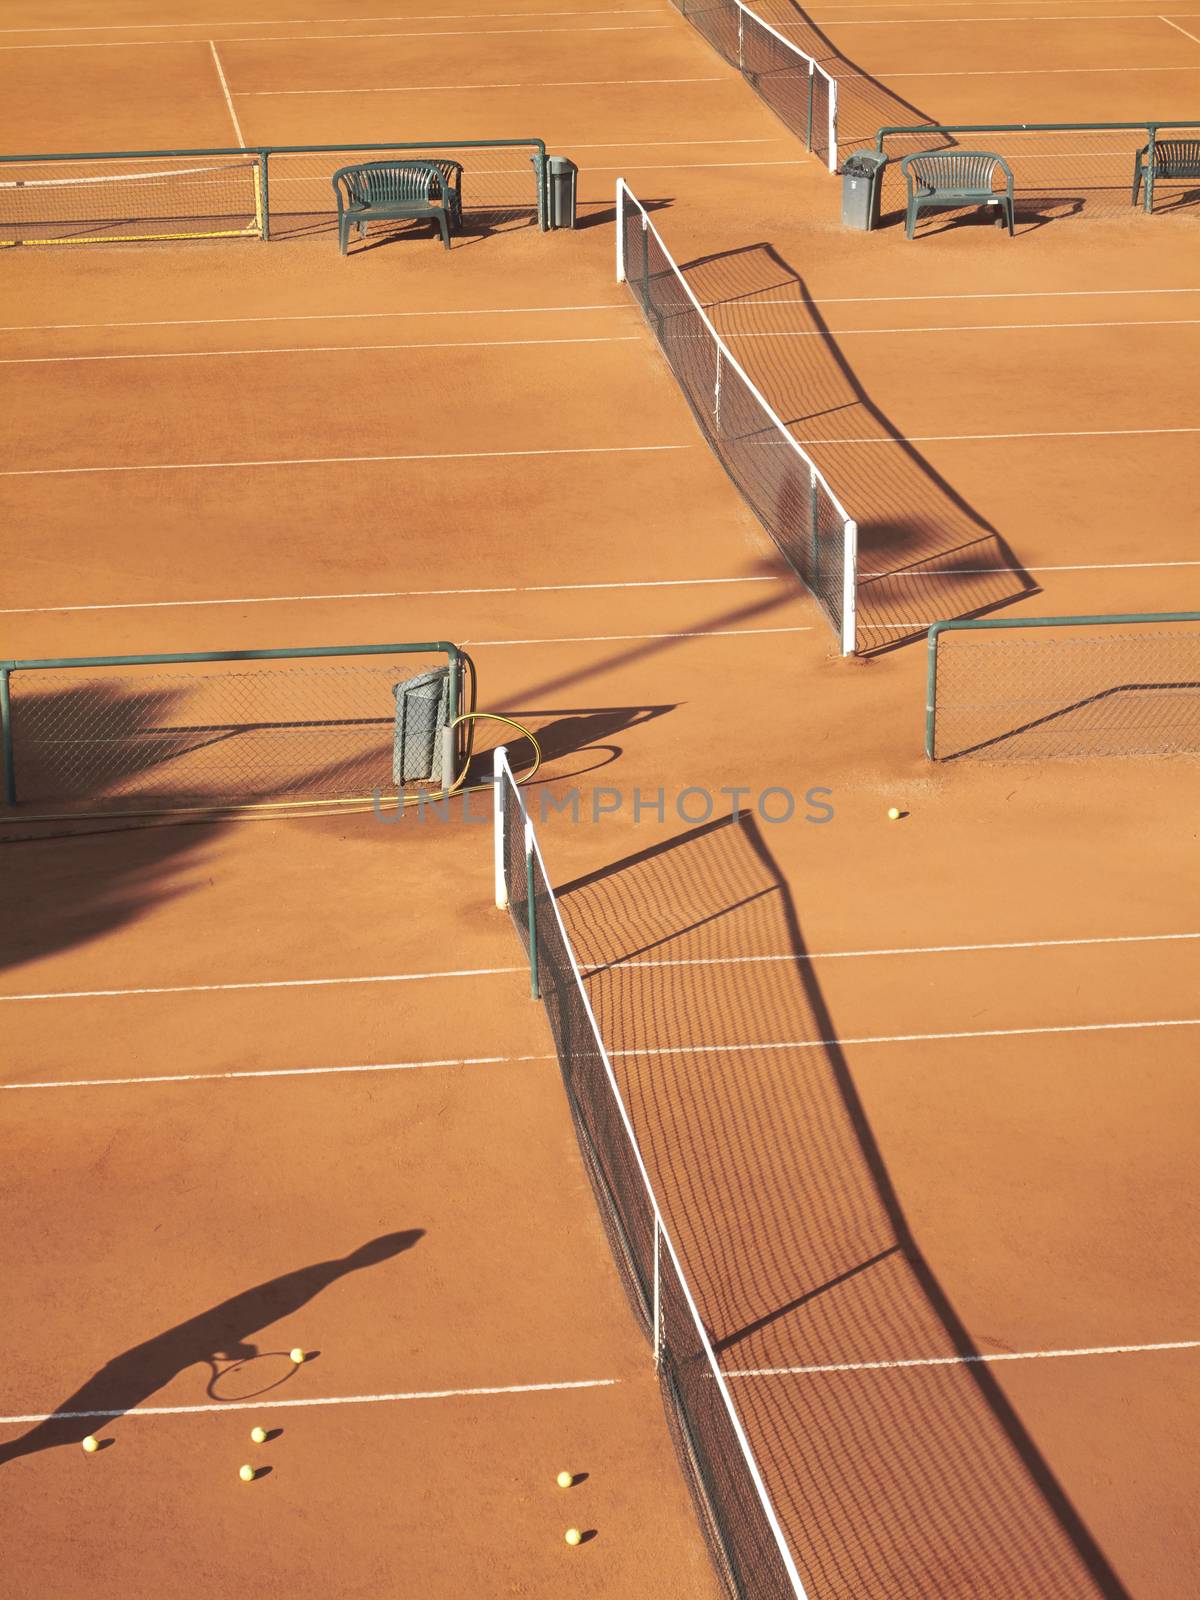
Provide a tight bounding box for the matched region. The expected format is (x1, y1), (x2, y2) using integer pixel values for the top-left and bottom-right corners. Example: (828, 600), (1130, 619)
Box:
(1132, 137), (1200, 209)
(332, 159), (464, 254)
(899, 151), (1015, 240)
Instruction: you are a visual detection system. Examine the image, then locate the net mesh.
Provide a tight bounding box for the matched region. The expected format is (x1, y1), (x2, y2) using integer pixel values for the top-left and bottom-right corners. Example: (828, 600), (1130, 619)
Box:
(0, 157), (262, 245)
(931, 620), (1200, 760)
(677, 0), (836, 169)
(878, 125), (1200, 227)
(3, 653), (455, 809)
(496, 755), (803, 1600)
(620, 184), (854, 650)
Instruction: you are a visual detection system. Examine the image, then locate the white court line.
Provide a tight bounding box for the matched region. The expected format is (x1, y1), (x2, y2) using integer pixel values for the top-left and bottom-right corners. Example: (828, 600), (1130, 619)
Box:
(0, 575), (782, 619)
(461, 625), (813, 646)
(0, 1376), (619, 1425)
(860, 558), (1200, 574)
(789, 10), (1200, 24)
(1161, 14), (1200, 40)
(208, 40), (245, 148)
(5, 1015), (1198, 1091)
(0, 7), (665, 32)
(876, 61), (1198, 73)
(239, 76), (726, 94)
(5, 931), (1195, 1003)
(726, 317), (1200, 340)
(0, 443), (691, 480)
(798, 425), (1200, 445)
(0, 334), (642, 366)
(0, 23), (676, 49)
(727, 1340), (1200, 1378)
(580, 159), (806, 171)
(729, 288), (1200, 309)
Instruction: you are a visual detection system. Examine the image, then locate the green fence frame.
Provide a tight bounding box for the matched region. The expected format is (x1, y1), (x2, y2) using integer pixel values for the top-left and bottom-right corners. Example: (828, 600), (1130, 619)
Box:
(874, 121), (1200, 212)
(0, 640), (464, 806)
(925, 612), (1200, 759)
(0, 139), (551, 236)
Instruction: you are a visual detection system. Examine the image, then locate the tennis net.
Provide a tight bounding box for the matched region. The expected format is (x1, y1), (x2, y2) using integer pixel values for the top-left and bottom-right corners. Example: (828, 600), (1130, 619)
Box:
(616, 180), (857, 653)
(493, 746), (808, 1600)
(0, 642), (468, 812)
(0, 157), (264, 246)
(674, 0), (838, 171)
(926, 612), (1200, 760)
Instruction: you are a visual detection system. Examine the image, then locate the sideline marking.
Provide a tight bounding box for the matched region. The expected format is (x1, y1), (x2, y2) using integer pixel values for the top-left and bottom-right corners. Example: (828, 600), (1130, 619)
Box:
(240, 76), (727, 94)
(208, 40), (244, 147)
(6, 1022), (1197, 1091)
(0, 576), (784, 617)
(4, 932), (1195, 1004)
(0, 1377), (621, 1425)
(1160, 14), (1200, 40)
(798, 425), (1200, 445)
(0, 443), (692, 479)
(727, 1340), (1200, 1378)
(0, 576), (790, 617)
(0, 334), (642, 366)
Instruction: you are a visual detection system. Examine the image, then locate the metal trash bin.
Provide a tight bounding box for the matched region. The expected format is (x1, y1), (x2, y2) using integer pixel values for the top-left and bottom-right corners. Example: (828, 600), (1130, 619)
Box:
(546, 155), (578, 229)
(841, 150), (887, 231)
(392, 667), (450, 785)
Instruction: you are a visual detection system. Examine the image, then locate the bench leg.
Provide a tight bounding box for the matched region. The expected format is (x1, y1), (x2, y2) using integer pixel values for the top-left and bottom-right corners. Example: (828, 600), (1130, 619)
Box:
(437, 210), (450, 251)
(338, 216), (349, 256)
(905, 200), (916, 240)
(1132, 163), (1143, 207)
(1004, 197), (1014, 236)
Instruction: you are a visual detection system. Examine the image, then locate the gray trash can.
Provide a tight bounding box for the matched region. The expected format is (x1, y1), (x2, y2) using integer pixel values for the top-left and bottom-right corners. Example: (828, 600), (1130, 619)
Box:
(392, 667), (450, 785)
(546, 155), (578, 230)
(841, 150), (887, 231)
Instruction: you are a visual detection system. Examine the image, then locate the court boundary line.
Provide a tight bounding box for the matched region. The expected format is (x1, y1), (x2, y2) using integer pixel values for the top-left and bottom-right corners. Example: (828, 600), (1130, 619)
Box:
(0, 442), (692, 479)
(0, 1376), (622, 1425)
(726, 1339), (1200, 1378)
(727, 317), (1200, 340)
(0, 575), (784, 618)
(239, 76), (727, 94)
(1160, 13), (1200, 38)
(0, 6), (667, 33)
(208, 40), (245, 147)
(3, 931), (1196, 1004)
(0, 22), (678, 49)
(799, 425), (1200, 445)
(0, 333), (643, 366)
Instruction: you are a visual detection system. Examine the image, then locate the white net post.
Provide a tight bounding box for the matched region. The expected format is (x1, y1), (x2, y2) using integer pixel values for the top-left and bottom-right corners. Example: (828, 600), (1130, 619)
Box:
(492, 744), (508, 908)
(841, 519), (858, 655)
(737, 7), (745, 69)
(828, 76), (839, 173)
(653, 1216), (663, 1368)
(713, 345), (723, 434)
(615, 178), (626, 281)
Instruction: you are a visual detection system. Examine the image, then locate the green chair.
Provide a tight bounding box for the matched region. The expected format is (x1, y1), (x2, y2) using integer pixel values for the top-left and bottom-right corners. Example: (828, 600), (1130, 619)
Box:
(1132, 138), (1200, 210)
(331, 160), (462, 254)
(900, 151), (1015, 240)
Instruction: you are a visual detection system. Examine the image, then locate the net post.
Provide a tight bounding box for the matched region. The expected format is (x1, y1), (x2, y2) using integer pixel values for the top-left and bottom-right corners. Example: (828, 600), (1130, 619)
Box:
(640, 211), (650, 314)
(652, 1215), (663, 1369)
(493, 745), (509, 908)
(806, 61), (815, 151)
(259, 150), (270, 238)
(713, 345), (722, 433)
(525, 816), (540, 999)
(925, 625), (941, 757)
(1145, 124), (1156, 213)
(615, 179), (626, 282)
(0, 669), (14, 805)
(737, 7), (744, 70)
(841, 519), (857, 655)
(809, 465), (820, 594)
(442, 649), (460, 793)
(828, 76), (839, 172)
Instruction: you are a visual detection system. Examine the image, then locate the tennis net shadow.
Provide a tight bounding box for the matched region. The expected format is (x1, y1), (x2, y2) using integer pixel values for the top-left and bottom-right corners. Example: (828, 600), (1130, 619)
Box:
(559, 812), (1126, 1598)
(680, 241), (1038, 652)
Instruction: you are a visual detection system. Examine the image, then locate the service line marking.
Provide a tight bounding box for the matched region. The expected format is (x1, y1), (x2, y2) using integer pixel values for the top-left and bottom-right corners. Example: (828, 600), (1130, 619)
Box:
(797, 425), (1200, 445)
(0, 1377), (620, 1425)
(2, 1055), (556, 1091)
(0, 575), (783, 619)
(239, 76), (727, 94)
(0, 443), (691, 479)
(4, 932), (1195, 1004)
(1160, 14), (1200, 40)
(0, 6), (666, 33)
(0, 22), (677, 49)
(726, 1340), (1200, 1378)
(724, 317), (1200, 340)
(208, 40), (245, 147)
(0, 334), (642, 366)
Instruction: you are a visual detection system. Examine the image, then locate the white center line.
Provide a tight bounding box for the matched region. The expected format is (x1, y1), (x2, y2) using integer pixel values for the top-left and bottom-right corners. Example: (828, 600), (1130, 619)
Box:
(208, 40), (245, 148)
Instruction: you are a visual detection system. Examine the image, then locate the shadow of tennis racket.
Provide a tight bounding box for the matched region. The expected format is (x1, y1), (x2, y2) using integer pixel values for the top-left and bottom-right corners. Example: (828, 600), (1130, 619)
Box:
(204, 1348), (321, 1403)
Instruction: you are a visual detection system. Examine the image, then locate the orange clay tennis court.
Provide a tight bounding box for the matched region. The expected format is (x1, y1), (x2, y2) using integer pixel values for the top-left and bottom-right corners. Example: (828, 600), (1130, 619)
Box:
(1, 1), (1198, 1596)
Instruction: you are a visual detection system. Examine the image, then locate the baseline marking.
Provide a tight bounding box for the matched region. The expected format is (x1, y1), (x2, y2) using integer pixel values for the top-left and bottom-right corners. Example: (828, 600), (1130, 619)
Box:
(2, 1055), (556, 1091)
(4, 932), (1194, 1003)
(0, 23), (677, 49)
(0, 7), (666, 32)
(0, 1377), (621, 1425)
(726, 1340), (1200, 1378)
(626, 1019), (1200, 1055)
(0, 443), (692, 479)
(0, 576), (784, 619)
(725, 317), (1200, 340)
(208, 40), (245, 147)
(0, 334), (643, 366)
(462, 625), (814, 646)
(239, 76), (727, 94)
(797, 425), (1200, 445)
(876, 61), (1200, 74)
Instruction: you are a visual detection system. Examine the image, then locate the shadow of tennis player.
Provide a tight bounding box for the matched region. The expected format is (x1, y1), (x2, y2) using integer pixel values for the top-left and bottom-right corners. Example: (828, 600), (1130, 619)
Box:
(0, 1229), (423, 1466)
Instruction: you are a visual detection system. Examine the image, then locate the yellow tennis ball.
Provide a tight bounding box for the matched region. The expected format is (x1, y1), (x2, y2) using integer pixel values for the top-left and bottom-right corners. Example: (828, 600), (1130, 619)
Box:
(289, 1348), (306, 1365)
(239, 1464), (255, 1483)
(250, 1426), (267, 1445)
(556, 1470), (573, 1489)
(564, 1528), (582, 1547)
(81, 1435), (99, 1454)
(887, 807), (902, 821)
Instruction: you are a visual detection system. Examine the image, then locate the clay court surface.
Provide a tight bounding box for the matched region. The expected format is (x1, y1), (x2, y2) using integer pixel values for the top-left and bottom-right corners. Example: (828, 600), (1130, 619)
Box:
(1, 1), (1199, 1596)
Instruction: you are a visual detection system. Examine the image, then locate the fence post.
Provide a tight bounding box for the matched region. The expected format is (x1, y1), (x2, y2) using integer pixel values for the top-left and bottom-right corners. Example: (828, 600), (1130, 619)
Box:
(525, 816), (540, 1000)
(493, 745), (508, 908)
(841, 519), (858, 656)
(0, 669), (13, 805)
(924, 624), (942, 757)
